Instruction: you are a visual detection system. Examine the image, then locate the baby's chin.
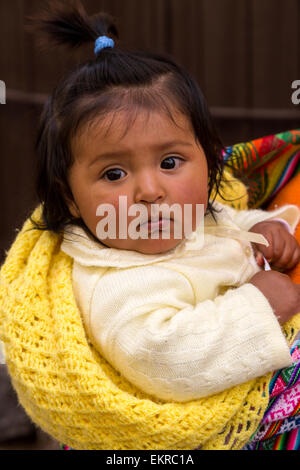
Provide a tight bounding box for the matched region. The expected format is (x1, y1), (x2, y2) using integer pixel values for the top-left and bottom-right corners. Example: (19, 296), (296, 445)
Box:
(101, 236), (185, 255)
(133, 239), (184, 255)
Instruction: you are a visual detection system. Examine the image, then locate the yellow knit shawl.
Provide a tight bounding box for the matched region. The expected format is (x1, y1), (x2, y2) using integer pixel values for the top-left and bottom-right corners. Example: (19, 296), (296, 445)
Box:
(0, 172), (299, 450)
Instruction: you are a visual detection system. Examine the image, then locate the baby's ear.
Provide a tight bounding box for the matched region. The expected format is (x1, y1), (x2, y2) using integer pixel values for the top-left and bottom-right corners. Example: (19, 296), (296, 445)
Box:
(68, 200), (81, 218)
(55, 178), (81, 218)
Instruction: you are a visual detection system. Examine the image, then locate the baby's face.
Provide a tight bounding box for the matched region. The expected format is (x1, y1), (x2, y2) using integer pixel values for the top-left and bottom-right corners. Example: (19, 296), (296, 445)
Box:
(68, 107), (208, 254)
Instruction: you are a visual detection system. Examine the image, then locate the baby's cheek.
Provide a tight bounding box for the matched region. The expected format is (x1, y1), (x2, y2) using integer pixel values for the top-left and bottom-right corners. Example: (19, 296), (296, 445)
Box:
(179, 182), (207, 205)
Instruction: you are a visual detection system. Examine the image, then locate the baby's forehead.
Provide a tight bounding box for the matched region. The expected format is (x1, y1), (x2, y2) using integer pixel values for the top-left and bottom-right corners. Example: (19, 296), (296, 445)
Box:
(76, 107), (193, 146)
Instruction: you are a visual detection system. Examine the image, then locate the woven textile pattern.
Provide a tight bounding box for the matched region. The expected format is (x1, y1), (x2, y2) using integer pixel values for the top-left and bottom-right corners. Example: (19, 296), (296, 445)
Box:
(243, 334), (300, 450)
(224, 129), (300, 209)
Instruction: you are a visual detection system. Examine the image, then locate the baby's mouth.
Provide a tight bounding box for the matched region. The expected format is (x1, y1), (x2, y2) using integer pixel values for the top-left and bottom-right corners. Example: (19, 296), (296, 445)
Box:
(139, 216), (173, 231)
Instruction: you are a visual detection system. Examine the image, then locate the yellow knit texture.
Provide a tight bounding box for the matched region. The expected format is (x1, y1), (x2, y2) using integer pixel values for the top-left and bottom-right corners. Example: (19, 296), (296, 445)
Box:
(0, 173), (299, 450)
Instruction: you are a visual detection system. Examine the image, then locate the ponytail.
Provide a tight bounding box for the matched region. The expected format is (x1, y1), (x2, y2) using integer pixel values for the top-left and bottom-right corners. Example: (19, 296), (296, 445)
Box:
(26, 0), (119, 51)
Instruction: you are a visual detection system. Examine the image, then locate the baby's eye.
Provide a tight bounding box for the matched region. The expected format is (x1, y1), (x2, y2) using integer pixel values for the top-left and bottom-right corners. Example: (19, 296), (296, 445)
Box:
(103, 168), (126, 181)
(161, 156), (184, 170)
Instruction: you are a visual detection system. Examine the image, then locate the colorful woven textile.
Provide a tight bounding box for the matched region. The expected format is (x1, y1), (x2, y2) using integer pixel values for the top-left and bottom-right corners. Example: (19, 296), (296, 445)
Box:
(224, 129), (300, 209)
(243, 334), (300, 450)
(247, 428), (300, 451)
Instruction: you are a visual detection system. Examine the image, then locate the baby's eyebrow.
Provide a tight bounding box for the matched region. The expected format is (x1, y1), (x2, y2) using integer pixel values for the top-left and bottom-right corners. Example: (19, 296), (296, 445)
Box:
(88, 140), (193, 168)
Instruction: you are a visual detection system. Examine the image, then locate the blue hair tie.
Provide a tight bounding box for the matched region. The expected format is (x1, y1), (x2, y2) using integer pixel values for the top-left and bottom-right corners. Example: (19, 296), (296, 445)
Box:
(94, 36), (115, 55)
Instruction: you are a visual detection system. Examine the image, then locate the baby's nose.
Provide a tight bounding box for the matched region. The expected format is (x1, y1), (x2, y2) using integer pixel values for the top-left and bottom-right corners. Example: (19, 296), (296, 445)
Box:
(134, 172), (165, 204)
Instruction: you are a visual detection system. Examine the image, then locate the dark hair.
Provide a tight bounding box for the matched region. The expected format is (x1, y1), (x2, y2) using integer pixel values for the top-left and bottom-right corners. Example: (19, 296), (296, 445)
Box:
(27, 0), (238, 237)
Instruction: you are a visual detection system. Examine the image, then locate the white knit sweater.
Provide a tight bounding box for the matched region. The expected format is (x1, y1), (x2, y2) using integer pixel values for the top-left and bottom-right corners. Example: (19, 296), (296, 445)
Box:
(61, 201), (300, 402)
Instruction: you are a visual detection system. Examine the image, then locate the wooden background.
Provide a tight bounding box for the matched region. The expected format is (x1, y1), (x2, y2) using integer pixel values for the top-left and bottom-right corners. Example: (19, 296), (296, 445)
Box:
(1, 0), (300, 264)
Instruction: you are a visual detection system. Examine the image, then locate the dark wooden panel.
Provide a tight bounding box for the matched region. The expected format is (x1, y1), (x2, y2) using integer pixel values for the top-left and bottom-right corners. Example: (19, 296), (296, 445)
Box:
(106, 0), (167, 53)
(201, 0), (252, 108)
(0, 102), (39, 264)
(253, 0), (300, 109)
(170, 0), (205, 81)
(215, 118), (300, 148)
(0, 0), (25, 89)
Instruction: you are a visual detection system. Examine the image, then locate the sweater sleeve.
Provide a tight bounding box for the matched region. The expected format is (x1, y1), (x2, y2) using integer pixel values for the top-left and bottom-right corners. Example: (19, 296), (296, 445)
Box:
(217, 203), (300, 234)
(88, 265), (292, 402)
